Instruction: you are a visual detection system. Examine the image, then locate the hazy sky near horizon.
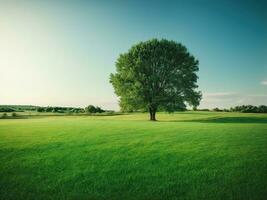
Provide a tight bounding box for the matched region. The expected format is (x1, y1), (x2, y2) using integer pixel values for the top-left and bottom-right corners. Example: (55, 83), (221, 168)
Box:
(0, 0), (267, 110)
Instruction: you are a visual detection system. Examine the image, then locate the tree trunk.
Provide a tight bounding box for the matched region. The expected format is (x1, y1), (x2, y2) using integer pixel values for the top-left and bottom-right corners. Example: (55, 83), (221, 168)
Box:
(149, 108), (156, 121)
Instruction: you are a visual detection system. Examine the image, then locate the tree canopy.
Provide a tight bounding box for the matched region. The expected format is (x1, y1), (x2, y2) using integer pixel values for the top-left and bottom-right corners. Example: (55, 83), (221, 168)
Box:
(85, 105), (105, 113)
(110, 39), (201, 120)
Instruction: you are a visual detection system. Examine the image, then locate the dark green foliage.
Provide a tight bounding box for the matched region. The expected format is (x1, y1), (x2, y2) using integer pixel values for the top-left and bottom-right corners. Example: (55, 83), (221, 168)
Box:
(198, 105), (267, 113)
(95, 106), (105, 113)
(40, 106), (84, 113)
(0, 105), (37, 112)
(0, 107), (16, 112)
(11, 113), (17, 117)
(0, 105), (105, 115)
(85, 105), (97, 113)
(110, 39), (201, 120)
(36, 107), (45, 112)
(85, 105), (105, 113)
(45, 107), (53, 112)
(258, 105), (267, 113)
(52, 107), (59, 113)
(0, 105), (85, 113)
(70, 108), (84, 113)
(230, 105), (267, 113)
(158, 104), (187, 112)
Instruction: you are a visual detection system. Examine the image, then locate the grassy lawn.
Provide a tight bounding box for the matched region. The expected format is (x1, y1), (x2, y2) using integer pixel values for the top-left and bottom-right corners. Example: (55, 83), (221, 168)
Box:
(0, 112), (266, 199)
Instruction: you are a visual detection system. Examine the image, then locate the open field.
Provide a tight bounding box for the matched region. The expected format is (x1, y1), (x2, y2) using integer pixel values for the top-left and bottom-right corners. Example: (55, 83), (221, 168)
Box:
(0, 112), (267, 200)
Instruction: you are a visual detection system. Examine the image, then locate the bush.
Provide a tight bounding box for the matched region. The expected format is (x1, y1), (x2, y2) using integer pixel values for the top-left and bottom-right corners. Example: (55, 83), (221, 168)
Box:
(12, 113), (17, 117)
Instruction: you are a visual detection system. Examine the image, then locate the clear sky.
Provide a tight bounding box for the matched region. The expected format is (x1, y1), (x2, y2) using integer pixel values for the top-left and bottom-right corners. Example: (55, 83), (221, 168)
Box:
(0, 0), (267, 110)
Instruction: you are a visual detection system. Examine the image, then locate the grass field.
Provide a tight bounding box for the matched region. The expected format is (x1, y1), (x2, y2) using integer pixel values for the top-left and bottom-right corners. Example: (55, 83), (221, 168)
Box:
(0, 112), (266, 200)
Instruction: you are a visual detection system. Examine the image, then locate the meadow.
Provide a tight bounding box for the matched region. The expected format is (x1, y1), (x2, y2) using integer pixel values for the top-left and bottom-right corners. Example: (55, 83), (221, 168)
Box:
(0, 112), (266, 200)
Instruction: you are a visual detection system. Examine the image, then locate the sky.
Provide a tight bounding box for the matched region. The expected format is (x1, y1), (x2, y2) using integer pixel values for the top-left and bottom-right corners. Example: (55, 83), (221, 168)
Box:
(0, 0), (267, 110)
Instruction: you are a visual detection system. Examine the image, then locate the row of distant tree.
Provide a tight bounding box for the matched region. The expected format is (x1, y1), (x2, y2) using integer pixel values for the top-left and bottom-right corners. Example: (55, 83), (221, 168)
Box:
(0, 105), (106, 114)
(0, 105), (37, 112)
(230, 105), (267, 113)
(1, 105), (267, 114)
(198, 105), (267, 113)
(36, 106), (83, 113)
(36, 105), (105, 113)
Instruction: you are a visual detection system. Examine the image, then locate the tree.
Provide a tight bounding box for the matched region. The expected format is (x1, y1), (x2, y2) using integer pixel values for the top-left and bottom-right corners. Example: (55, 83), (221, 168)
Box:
(85, 105), (97, 113)
(36, 107), (45, 112)
(52, 107), (59, 113)
(258, 105), (267, 113)
(0, 107), (16, 112)
(85, 105), (105, 113)
(110, 39), (201, 120)
(95, 106), (105, 113)
(45, 107), (53, 112)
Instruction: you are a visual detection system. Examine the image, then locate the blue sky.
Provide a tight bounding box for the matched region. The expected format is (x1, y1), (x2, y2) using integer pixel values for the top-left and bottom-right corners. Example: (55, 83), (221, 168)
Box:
(0, 0), (266, 109)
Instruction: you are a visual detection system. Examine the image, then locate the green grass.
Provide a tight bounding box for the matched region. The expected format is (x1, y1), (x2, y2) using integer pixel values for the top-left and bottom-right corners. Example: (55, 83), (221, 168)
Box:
(0, 112), (266, 200)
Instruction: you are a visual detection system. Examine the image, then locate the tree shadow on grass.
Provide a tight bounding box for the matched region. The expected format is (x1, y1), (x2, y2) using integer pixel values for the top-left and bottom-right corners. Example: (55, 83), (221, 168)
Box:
(166, 116), (267, 124)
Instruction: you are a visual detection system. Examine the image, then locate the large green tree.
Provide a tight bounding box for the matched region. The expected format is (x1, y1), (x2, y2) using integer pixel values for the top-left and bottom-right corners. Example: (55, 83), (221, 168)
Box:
(110, 39), (201, 121)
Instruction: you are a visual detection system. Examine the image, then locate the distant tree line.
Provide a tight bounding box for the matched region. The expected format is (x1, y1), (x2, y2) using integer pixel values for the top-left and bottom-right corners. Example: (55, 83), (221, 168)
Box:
(198, 105), (267, 113)
(0, 107), (16, 112)
(36, 106), (85, 113)
(0, 105), (106, 114)
(1, 104), (267, 116)
(36, 105), (105, 114)
(230, 105), (267, 113)
(0, 105), (37, 112)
